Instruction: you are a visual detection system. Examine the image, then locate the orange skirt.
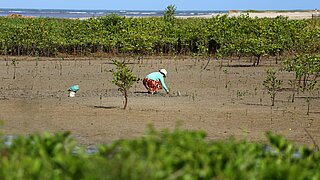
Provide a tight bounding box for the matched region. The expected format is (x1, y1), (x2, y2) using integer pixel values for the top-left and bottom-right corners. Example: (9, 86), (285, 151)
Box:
(143, 78), (163, 93)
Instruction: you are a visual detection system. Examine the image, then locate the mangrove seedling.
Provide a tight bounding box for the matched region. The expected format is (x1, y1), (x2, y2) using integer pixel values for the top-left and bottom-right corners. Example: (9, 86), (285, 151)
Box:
(223, 69), (229, 88)
(111, 60), (138, 109)
(305, 80), (317, 115)
(11, 59), (18, 79)
(263, 69), (282, 106)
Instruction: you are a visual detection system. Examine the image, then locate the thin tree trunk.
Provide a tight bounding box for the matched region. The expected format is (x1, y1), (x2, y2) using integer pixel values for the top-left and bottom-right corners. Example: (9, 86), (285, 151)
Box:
(203, 56), (211, 70)
(292, 91), (295, 103)
(256, 55), (261, 66)
(124, 90), (128, 109)
(303, 74), (307, 90)
(13, 67), (16, 79)
(307, 97), (310, 115)
(298, 76), (302, 93)
(271, 93), (275, 106)
(292, 76), (297, 103)
(304, 128), (319, 151)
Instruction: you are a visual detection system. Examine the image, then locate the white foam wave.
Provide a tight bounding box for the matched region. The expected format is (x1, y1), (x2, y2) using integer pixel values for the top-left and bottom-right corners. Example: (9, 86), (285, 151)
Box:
(68, 11), (87, 14)
(141, 12), (157, 15)
(9, 11), (23, 13)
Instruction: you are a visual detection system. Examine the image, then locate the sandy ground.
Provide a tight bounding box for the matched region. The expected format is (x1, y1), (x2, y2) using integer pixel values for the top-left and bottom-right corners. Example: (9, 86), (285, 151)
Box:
(0, 56), (319, 147)
(178, 11), (319, 20)
(228, 11), (318, 20)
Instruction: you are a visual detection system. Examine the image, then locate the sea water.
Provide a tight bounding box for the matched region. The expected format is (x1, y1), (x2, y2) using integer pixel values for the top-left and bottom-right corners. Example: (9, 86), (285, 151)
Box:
(0, 8), (227, 19)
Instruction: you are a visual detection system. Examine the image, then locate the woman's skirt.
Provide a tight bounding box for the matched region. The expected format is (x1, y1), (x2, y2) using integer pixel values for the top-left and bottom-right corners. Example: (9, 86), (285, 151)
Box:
(143, 78), (163, 93)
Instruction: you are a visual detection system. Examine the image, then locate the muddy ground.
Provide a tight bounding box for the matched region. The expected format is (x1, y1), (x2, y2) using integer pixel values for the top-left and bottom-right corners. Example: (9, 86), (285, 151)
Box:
(0, 56), (319, 147)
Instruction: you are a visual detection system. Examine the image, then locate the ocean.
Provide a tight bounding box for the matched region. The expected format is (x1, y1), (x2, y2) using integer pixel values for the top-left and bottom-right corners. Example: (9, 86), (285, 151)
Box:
(0, 8), (227, 19)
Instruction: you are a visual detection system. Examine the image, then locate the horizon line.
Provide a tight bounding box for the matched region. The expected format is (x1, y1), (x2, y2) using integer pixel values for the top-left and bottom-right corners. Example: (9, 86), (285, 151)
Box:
(0, 7), (315, 12)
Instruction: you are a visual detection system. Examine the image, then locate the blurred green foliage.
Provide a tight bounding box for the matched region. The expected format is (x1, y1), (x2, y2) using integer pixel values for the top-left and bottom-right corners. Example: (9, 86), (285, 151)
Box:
(1, 125), (320, 179)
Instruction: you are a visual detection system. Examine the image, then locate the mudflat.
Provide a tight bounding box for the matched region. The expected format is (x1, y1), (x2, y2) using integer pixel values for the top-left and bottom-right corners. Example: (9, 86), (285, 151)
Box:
(0, 56), (319, 147)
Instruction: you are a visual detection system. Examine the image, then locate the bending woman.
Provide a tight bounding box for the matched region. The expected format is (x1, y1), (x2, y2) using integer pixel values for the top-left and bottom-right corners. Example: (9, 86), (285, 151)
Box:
(143, 69), (169, 94)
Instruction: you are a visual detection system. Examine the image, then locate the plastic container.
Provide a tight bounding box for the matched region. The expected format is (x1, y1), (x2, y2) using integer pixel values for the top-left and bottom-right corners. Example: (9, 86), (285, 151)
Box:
(69, 91), (76, 97)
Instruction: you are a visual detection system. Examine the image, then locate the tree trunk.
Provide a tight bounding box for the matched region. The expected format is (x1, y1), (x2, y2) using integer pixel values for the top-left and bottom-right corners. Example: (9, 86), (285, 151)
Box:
(271, 93), (275, 106)
(256, 55), (261, 66)
(13, 67), (16, 80)
(123, 90), (128, 109)
(292, 77), (297, 103)
(298, 76), (302, 93)
(307, 97), (310, 115)
(303, 74), (307, 90)
(203, 56), (211, 70)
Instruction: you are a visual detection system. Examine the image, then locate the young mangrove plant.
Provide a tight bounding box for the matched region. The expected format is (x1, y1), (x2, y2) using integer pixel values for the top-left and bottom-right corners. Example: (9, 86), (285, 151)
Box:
(305, 80), (317, 115)
(111, 60), (138, 109)
(11, 59), (18, 79)
(223, 69), (229, 88)
(263, 69), (282, 106)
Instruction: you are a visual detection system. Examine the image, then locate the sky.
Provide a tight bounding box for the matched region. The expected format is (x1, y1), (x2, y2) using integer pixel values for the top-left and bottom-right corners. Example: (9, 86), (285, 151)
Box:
(0, 0), (319, 11)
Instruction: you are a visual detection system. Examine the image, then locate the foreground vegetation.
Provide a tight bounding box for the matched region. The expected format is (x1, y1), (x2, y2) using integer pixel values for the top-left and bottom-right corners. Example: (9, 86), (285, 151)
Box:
(0, 125), (319, 179)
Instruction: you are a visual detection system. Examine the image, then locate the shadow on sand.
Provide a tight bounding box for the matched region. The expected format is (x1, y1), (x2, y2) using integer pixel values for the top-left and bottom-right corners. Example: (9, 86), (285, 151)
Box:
(243, 103), (270, 107)
(91, 105), (118, 109)
(226, 64), (254, 67)
(134, 91), (169, 97)
(310, 111), (320, 114)
(134, 91), (149, 94)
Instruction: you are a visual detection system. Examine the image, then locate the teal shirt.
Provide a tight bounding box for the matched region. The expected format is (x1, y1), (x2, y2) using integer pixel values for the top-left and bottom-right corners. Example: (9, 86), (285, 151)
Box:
(146, 72), (169, 92)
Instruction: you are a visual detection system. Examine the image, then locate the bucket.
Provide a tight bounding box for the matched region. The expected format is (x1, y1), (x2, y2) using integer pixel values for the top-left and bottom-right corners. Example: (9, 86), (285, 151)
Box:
(69, 91), (76, 97)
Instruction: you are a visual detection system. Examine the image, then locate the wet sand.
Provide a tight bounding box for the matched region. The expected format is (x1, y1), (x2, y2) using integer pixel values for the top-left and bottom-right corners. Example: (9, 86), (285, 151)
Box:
(0, 57), (319, 147)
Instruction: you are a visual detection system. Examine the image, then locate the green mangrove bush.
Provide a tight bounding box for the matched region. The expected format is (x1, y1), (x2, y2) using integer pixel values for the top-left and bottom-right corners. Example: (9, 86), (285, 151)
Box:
(1, 125), (320, 179)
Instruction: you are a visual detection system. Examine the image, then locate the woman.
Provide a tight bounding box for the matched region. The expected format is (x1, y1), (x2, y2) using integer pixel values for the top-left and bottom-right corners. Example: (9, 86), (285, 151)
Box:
(143, 69), (169, 94)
